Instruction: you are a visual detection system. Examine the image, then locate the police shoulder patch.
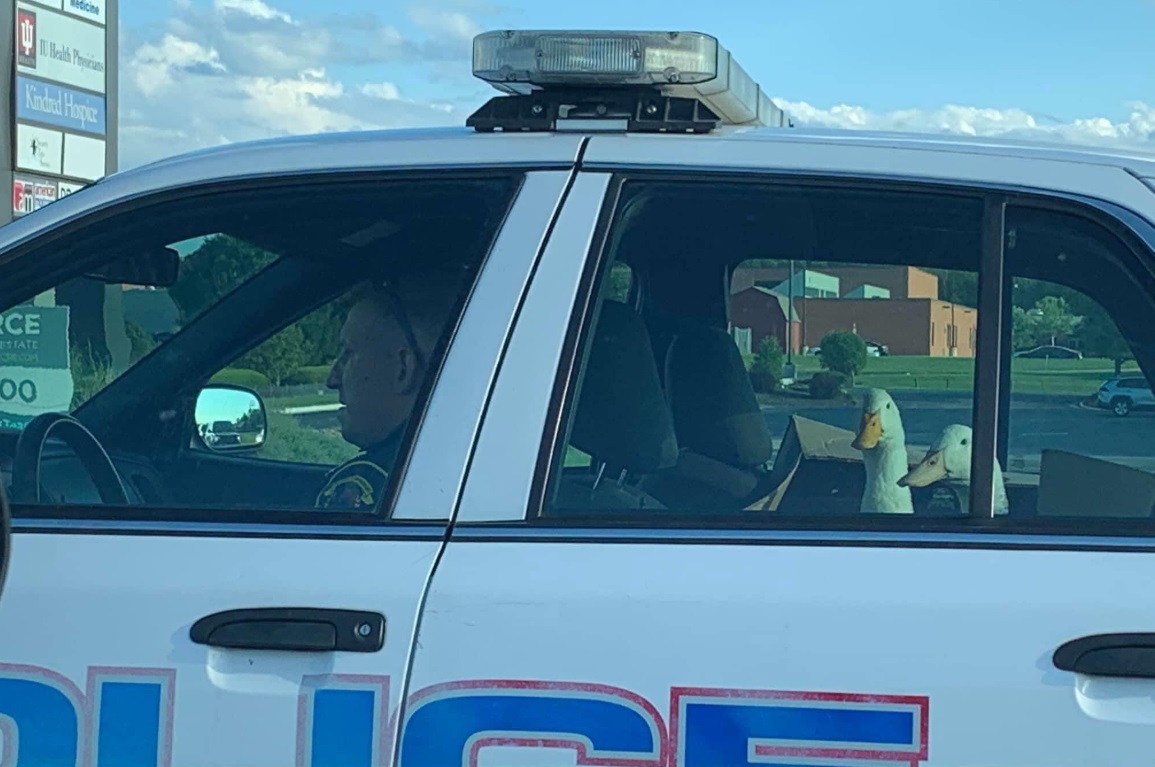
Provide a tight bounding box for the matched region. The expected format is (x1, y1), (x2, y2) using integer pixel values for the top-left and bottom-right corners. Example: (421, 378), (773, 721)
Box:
(316, 459), (390, 511)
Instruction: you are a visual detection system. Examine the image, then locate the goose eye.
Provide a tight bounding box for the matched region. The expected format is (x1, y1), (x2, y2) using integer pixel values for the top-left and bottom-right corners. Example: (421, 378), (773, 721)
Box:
(961, 439), (969, 446)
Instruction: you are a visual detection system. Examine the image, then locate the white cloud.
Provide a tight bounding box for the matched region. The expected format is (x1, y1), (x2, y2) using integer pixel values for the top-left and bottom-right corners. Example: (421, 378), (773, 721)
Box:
(129, 34), (227, 97)
(409, 8), (482, 45)
(774, 98), (1155, 151)
(362, 82), (402, 101)
(213, 0), (294, 24)
(119, 0), (1155, 173)
(118, 0), (495, 169)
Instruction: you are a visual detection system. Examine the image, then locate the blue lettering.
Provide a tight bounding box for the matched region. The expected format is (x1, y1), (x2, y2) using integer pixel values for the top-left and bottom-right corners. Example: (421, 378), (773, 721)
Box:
(89, 670), (174, 767)
(399, 681), (665, 766)
(0, 665), (171, 767)
(299, 675), (390, 767)
(0, 666), (82, 767)
(0, 666), (931, 767)
(673, 687), (929, 767)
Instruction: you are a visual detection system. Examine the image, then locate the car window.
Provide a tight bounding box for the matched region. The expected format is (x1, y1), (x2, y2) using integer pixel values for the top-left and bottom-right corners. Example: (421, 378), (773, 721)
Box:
(535, 176), (1155, 531)
(0, 173), (521, 515)
(1004, 205), (1155, 521)
(541, 178), (987, 520)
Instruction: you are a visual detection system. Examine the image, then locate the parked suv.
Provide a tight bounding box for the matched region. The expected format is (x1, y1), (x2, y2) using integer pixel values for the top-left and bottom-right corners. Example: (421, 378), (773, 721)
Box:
(1097, 376), (1155, 415)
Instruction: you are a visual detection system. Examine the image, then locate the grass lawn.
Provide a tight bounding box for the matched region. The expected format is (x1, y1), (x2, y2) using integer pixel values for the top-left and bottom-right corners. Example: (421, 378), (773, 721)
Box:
(265, 391), (339, 410)
(789, 355), (1137, 396)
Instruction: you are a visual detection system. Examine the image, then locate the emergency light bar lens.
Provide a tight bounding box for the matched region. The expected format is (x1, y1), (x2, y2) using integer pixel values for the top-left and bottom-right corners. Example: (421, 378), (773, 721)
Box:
(473, 30), (720, 86)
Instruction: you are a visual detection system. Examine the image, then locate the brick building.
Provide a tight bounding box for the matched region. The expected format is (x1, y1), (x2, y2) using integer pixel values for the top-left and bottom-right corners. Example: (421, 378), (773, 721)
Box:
(729, 265), (978, 357)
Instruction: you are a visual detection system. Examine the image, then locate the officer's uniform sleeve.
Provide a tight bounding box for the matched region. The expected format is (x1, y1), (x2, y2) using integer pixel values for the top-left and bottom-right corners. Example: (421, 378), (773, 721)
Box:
(315, 457), (390, 511)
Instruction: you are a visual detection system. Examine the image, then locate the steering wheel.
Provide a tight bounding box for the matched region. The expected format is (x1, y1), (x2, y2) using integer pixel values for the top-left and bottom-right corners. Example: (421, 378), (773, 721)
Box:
(10, 413), (130, 505)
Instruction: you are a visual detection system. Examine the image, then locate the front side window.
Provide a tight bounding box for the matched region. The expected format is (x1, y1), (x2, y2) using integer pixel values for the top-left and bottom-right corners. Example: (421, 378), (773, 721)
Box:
(0, 173), (520, 517)
(536, 175), (1155, 533)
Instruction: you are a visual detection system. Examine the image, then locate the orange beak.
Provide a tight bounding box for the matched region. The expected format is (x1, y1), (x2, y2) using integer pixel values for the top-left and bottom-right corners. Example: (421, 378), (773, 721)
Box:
(851, 411), (882, 451)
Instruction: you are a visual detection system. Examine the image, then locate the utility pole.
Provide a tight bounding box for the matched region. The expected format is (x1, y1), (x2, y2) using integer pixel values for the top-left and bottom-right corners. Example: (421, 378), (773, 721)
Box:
(783, 259), (797, 384)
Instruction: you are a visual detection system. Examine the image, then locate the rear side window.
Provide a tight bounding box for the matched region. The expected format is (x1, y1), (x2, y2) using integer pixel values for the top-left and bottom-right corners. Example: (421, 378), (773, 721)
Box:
(535, 175), (1155, 534)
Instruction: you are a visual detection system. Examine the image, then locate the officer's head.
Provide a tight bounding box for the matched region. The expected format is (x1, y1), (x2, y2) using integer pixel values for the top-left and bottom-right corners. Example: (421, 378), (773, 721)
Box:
(327, 274), (455, 450)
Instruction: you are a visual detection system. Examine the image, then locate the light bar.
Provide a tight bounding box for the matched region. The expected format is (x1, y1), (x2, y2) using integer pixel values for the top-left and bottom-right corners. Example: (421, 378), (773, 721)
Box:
(474, 30), (720, 86)
(471, 30), (790, 128)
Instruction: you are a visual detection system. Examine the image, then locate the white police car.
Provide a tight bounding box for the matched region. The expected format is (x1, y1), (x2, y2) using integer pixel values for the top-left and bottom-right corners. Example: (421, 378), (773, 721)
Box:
(2, 28), (1155, 767)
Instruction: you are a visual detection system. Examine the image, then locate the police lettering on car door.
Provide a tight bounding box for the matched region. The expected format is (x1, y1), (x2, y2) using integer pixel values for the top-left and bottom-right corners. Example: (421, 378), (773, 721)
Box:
(2, 663), (929, 766)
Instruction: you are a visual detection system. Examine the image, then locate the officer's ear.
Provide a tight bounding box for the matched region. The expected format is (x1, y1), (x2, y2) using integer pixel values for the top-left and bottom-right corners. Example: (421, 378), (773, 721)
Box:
(395, 346), (422, 395)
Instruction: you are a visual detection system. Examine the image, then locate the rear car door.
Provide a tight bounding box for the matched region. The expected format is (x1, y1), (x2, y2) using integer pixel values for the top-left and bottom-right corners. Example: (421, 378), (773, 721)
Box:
(0, 148), (577, 765)
(406, 137), (1155, 766)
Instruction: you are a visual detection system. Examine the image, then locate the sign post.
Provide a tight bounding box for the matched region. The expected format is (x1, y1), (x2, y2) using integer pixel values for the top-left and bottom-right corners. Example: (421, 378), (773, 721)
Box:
(4, 0), (117, 225)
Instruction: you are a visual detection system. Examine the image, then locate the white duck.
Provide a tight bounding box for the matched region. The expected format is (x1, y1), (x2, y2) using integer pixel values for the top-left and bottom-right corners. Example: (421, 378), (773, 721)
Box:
(899, 424), (1009, 516)
(851, 388), (914, 514)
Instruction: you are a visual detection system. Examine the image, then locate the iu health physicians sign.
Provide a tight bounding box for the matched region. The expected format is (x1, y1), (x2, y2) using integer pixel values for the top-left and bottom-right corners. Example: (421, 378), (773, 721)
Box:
(0, 306), (73, 430)
(6, 0), (116, 224)
(15, 0), (106, 93)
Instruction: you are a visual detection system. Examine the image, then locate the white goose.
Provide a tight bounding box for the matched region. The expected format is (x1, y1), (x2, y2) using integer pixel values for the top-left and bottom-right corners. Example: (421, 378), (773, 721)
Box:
(899, 424), (1009, 516)
(851, 388), (914, 514)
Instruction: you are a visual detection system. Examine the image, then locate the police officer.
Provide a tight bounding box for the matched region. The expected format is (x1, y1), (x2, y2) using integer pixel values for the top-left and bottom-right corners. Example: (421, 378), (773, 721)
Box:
(315, 274), (451, 511)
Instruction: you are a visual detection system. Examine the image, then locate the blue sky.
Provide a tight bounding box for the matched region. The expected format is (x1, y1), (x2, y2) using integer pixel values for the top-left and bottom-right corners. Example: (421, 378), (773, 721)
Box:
(116, 0), (1155, 168)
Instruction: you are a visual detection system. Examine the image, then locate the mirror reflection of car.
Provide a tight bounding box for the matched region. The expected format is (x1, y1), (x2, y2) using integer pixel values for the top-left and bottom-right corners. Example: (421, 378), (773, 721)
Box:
(1095, 376), (1155, 417)
(194, 385), (268, 452)
(1013, 344), (1083, 359)
(808, 341), (888, 357)
(206, 420), (241, 447)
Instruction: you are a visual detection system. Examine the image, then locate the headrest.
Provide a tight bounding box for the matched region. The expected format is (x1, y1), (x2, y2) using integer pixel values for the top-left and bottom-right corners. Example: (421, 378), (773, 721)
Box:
(569, 301), (679, 473)
(665, 324), (773, 468)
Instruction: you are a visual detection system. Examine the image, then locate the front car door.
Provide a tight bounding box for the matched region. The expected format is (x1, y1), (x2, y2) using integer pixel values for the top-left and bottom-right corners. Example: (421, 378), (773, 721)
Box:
(406, 135), (1155, 766)
(0, 131), (581, 766)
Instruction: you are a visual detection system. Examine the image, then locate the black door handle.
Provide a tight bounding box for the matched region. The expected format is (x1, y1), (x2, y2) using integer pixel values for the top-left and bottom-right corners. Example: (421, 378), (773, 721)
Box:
(190, 608), (385, 653)
(1054, 633), (1155, 679)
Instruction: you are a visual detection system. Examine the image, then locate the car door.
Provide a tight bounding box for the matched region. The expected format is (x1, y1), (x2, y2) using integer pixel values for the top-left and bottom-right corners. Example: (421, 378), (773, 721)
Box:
(0, 155), (576, 766)
(406, 138), (1155, 767)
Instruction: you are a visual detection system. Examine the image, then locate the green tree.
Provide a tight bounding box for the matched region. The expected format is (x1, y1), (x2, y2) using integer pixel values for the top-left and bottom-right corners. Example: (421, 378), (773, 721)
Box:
(1011, 305), (1036, 350)
(935, 270), (979, 307)
(819, 331), (868, 380)
(296, 305), (346, 367)
(1013, 295), (1082, 349)
(1032, 295), (1082, 345)
(239, 324), (306, 387)
(168, 235), (277, 322)
(1078, 303), (1133, 375)
(748, 336), (784, 393)
(125, 321), (158, 362)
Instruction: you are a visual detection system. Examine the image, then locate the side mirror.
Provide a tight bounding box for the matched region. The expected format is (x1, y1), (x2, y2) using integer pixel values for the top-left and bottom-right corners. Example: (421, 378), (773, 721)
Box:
(194, 384), (267, 452)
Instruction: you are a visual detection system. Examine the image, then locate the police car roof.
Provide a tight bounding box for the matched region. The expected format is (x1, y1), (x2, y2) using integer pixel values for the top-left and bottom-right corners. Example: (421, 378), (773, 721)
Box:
(4, 123), (1154, 252)
(134, 123), (1155, 178)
